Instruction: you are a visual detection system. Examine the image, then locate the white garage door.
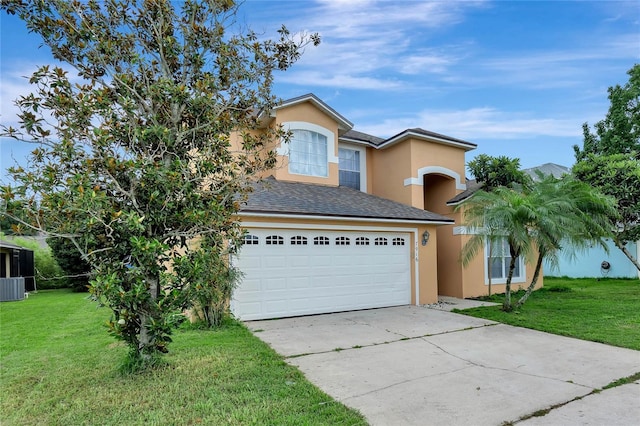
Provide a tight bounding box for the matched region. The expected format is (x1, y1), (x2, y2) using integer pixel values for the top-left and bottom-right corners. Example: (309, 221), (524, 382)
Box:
(231, 228), (411, 320)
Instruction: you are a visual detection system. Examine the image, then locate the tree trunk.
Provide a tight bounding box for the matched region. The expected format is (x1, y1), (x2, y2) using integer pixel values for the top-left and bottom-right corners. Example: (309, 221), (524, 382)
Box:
(138, 272), (159, 358)
(516, 253), (544, 308)
(487, 241), (493, 297)
(503, 245), (518, 312)
(613, 237), (640, 272)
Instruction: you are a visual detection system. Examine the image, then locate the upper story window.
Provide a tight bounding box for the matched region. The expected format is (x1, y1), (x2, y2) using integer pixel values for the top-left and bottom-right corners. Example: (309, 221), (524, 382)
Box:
(289, 129), (328, 177)
(339, 148), (361, 190)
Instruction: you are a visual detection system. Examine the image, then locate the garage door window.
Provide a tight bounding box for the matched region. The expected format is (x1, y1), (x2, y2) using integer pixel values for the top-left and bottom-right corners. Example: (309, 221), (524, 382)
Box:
(375, 237), (388, 246)
(393, 237), (405, 246)
(244, 235), (259, 245)
(266, 235), (284, 245)
(336, 236), (350, 245)
(355, 237), (370, 245)
(314, 236), (330, 245)
(291, 236), (308, 245)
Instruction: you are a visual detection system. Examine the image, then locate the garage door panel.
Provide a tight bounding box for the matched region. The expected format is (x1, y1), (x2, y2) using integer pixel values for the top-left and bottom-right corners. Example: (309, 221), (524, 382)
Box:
(232, 228), (412, 320)
(288, 255), (311, 267)
(265, 278), (286, 290)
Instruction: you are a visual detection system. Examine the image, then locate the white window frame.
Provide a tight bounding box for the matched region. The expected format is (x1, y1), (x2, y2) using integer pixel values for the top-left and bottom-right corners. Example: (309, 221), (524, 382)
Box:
(277, 122), (338, 178)
(338, 143), (367, 192)
(484, 237), (526, 285)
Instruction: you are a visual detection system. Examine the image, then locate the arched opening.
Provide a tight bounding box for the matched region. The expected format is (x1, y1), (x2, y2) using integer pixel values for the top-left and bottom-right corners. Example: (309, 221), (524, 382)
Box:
(423, 173), (464, 298)
(423, 174), (456, 216)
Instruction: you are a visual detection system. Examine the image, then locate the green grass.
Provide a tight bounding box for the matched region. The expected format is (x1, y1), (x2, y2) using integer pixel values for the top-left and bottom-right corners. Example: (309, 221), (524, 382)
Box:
(0, 290), (366, 425)
(457, 277), (640, 351)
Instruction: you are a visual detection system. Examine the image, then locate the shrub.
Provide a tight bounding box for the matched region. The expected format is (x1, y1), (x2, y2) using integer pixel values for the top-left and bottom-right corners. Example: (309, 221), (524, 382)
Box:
(11, 237), (67, 289)
(46, 237), (91, 292)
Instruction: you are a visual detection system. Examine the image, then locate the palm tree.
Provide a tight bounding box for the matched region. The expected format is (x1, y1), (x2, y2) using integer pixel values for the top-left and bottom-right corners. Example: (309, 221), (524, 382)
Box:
(514, 174), (616, 308)
(458, 175), (617, 312)
(458, 186), (536, 311)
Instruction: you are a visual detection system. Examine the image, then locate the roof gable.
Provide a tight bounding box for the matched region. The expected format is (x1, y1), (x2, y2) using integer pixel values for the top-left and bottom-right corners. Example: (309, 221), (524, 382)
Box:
(275, 93), (354, 131)
(378, 128), (477, 151)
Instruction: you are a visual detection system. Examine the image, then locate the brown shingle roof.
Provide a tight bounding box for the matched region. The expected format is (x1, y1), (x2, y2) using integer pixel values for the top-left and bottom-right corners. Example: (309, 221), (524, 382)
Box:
(446, 179), (483, 205)
(340, 130), (386, 146)
(241, 177), (453, 224)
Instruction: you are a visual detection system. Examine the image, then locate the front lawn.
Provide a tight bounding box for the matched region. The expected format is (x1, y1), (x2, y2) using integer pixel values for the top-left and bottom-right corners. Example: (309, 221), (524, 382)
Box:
(458, 277), (640, 351)
(0, 290), (366, 425)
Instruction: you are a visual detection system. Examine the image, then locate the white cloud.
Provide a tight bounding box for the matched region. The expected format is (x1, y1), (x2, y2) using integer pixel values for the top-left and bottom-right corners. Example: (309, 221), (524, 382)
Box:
(357, 107), (585, 141)
(0, 61), (81, 128)
(265, 0), (487, 90)
(277, 70), (402, 90)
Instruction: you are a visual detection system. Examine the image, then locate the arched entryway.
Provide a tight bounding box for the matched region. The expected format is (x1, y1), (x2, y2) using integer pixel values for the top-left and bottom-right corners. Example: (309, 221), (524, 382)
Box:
(422, 172), (465, 298)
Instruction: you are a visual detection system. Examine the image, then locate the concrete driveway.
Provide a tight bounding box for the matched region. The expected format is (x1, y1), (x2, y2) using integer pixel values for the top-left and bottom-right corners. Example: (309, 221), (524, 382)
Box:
(246, 305), (640, 425)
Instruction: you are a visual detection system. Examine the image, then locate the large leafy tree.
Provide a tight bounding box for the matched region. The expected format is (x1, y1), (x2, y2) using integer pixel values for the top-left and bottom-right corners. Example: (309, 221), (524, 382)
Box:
(0, 0), (318, 366)
(459, 175), (615, 311)
(573, 154), (640, 271)
(575, 64), (640, 161)
(467, 154), (530, 191)
(574, 64), (640, 272)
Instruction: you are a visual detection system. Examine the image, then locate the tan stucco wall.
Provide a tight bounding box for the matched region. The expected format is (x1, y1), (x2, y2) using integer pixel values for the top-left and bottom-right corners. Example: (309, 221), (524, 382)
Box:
(237, 214), (440, 305)
(371, 138), (468, 210)
(370, 142), (413, 205)
(409, 140), (467, 182)
(365, 147), (374, 193)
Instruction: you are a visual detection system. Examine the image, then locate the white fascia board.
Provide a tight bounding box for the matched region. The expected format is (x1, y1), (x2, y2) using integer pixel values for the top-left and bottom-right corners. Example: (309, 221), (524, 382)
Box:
(377, 131), (476, 151)
(338, 136), (375, 147)
(238, 212), (453, 226)
(446, 199), (469, 207)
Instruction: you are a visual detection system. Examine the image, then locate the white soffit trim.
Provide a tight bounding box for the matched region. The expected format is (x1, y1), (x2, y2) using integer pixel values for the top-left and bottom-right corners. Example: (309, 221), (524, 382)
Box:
(403, 166), (467, 190)
(453, 226), (468, 235)
(239, 212), (453, 225)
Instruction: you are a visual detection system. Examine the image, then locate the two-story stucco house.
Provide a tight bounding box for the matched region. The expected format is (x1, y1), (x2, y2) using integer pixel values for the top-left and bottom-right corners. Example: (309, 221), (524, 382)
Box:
(230, 94), (539, 320)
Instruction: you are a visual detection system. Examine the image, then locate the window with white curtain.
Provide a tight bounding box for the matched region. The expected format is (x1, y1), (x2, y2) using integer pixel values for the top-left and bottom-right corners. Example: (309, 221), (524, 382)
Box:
(289, 129), (328, 177)
(486, 237), (525, 283)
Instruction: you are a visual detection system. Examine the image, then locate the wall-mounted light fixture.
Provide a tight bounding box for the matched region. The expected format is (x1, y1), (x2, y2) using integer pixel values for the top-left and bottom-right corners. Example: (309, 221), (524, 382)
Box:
(422, 230), (430, 246)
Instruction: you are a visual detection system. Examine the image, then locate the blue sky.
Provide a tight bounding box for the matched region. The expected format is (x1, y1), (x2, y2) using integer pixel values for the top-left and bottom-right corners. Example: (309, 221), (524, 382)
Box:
(1, 0), (639, 179)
